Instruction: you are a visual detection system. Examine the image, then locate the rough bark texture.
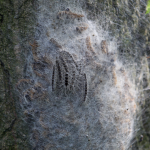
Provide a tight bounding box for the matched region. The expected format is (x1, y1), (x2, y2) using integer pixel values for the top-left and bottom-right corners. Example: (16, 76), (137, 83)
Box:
(0, 0), (150, 150)
(0, 0), (35, 149)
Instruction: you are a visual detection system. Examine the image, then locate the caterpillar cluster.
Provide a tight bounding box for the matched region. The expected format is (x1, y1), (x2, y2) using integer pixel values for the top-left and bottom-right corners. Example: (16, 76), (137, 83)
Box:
(52, 51), (87, 101)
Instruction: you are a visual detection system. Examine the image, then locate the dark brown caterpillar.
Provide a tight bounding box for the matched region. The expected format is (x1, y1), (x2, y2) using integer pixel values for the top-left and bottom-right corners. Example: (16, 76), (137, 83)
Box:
(76, 26), (88, 33)
(56, 60), (61, 80)
(57, 10), (84, 19)
(76, 24), (88, 33)
(101, 40), (108, 54)
(86, 36), (96, 55)
(65, 73), (68, 87)
(59, 56), (68, 72)
(71, 70), (76, 86)
(29, 40), (39, 61)
(50, 38), (62, 49)
(83, 74), (87, 101)
(52, 65), (55, 91)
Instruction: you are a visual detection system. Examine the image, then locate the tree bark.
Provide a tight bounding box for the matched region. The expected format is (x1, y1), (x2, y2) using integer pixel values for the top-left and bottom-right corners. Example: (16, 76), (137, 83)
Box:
(0, 0), (150, 149)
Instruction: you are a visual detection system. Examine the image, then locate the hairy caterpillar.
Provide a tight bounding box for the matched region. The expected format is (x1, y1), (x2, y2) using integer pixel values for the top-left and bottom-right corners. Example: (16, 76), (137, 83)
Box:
(57, 8), (84, 19)
(101, 40), (108, 54)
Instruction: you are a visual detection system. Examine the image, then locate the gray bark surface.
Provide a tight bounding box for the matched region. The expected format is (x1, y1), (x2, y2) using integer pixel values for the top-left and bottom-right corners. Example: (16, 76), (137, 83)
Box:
(0, 0), (150, 150)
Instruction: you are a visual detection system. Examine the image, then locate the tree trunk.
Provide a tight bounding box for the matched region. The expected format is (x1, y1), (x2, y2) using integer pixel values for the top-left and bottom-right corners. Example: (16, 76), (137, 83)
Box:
(0, 0), (150, 149)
